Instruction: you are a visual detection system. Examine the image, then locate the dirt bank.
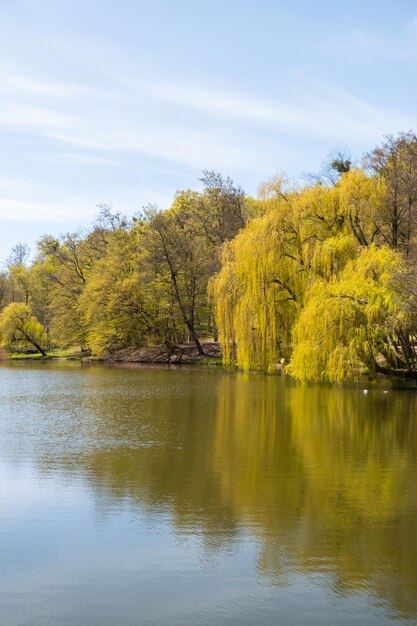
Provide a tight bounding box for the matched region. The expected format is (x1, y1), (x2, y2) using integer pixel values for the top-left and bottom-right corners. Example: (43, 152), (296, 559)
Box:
(107, 342), (222, 364)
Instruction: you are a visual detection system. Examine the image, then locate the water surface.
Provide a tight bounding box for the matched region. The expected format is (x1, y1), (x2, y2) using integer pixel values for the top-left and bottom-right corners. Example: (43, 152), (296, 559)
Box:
(1, 362), (417, 625)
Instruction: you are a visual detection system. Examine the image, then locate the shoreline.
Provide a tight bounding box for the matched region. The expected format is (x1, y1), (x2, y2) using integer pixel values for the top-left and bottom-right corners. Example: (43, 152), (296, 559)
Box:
(1, 342), (223, 365)
(4, 343), (417, 388)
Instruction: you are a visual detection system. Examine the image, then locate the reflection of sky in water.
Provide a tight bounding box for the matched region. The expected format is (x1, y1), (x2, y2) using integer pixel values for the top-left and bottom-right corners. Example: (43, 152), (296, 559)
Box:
(0, 363), (416, 625)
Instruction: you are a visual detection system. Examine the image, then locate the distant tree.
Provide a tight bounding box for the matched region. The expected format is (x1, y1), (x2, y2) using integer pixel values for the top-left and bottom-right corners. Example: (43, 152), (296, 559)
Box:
(193, 171), (246, 247)
(364, 132), (417, 249)
(6, 243), (31, 304)
(305, 148), (353, 185)
(6, 242), (30, 267)
(329, 151), (352, 176)
(0, 272), (9, 309)
(0, 302), (48, 356)
(36, 227), (112, 349)
(140, 204), (211, 354)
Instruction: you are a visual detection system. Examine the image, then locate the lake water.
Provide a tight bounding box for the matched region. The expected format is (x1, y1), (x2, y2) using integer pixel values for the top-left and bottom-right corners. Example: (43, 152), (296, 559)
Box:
(1, 362), (417, 625)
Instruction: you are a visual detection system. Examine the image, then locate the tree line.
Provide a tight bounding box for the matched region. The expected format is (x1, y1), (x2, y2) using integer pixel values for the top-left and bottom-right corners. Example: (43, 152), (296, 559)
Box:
(2, 133), (417, 381)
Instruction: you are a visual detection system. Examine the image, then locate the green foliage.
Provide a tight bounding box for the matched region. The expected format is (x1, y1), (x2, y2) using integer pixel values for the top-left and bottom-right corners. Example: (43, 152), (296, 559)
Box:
(0, 302), (48, 355)
(3, 136), (417, 381)
(79, 228), (176, 356)
(212, 157), (417, 380)
(211, 182), (358, 371)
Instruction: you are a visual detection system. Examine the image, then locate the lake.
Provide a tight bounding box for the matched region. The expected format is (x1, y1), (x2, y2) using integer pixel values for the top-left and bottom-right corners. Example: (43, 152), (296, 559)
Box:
(1, 362), (417, 625)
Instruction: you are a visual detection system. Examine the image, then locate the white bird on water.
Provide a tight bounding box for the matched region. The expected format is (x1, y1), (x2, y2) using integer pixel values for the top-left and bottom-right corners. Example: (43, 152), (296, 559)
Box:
(363, 389), (368, 394)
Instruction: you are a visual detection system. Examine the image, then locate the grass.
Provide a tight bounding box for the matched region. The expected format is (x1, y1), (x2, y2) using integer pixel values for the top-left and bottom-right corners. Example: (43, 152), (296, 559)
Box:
(191, 356), (223, 367)
(9, 346), (84, 360)
(10, 352), (45, 360)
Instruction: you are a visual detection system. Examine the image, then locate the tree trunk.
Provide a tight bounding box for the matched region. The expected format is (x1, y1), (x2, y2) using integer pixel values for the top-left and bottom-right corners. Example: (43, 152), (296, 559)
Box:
(21, 329), (47, 357)
(164, 256), (205, 355)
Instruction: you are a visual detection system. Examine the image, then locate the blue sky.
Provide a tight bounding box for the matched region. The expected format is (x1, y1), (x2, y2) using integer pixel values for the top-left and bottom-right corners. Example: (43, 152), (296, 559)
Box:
(0, 0), (416, 261)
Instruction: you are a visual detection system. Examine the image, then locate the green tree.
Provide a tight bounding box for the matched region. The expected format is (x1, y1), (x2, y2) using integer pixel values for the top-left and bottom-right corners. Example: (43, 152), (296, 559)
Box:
(0, 302), (48, 356)
(79, 228), (169, 356)
(139, 202), (212, 354)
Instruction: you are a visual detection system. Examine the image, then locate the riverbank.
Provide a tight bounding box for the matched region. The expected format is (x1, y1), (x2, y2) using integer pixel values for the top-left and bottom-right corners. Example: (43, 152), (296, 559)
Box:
(1, 342), (223, 365)
(107, 341), (222, 364)
(4, 344), (417, 387)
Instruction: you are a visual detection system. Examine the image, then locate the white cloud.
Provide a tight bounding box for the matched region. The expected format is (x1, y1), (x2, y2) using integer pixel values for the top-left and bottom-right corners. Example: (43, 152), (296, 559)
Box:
(0, 177), (97, 222)
(0, 38), (414, 239)
(0, 71), (109, 100)
(2, 51), (413, 164)
(39, 152), (123, 167)
(0, 100), (74, 130)
(125, 77), (302, 125)
(0, 197), (91, 222)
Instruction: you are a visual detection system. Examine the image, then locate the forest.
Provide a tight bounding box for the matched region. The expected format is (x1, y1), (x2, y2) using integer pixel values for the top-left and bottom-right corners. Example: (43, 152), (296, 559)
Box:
(2, 132), (417, 382)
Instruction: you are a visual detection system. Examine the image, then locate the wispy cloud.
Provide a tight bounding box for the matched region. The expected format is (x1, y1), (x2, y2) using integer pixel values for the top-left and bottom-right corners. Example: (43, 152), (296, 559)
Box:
(0, 71), (110, 100)
(0, 175), (178, 223)
(39, 152), (123, 167)
(0, 18), (415, 250)
(0, 177), (97, 222)
(125, 78), (302, 125)
(0, 197), (87, 222)
(0, 100), (74, 130)
(0, 59), (412, 173)
(0, 63), (266, 170)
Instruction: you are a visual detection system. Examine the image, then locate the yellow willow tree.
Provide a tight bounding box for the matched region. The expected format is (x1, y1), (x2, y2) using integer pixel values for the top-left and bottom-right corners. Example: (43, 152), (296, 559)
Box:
(0, 302), (48, 356)
(288, 245), (404, 382)
(337, 168), (387, 247)
(211, 171), (391, 374)
(211, 182), (357, 371)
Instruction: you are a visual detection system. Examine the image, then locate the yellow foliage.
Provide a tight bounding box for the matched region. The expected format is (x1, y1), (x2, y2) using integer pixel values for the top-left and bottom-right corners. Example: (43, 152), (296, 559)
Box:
(288, 246), (402, 381)
(212, 174), (406, 380)
(0, 302), (47, 354)
(212, 182), (359, 372)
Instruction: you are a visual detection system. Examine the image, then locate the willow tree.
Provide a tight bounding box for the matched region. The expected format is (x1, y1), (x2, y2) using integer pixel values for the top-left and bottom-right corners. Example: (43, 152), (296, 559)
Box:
(0, 302), (48, 356)
(211, 214), (299, 370)
(337, 168), (386, 247)
(288, 245), (403, 382)
(211, 166), (404, 375)
(211, 182), (356, 371)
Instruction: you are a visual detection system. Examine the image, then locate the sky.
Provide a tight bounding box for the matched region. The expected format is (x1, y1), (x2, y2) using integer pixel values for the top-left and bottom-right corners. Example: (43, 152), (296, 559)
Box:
(0, 0), (416, 262)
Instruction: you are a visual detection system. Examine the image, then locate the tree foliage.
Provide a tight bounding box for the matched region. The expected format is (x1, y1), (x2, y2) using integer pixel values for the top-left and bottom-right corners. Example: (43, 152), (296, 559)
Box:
(212, 135), (417, 379)
(288, 246), (403, 381)
(0, 302), (48, 355)
(2, 135), (417, 380)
